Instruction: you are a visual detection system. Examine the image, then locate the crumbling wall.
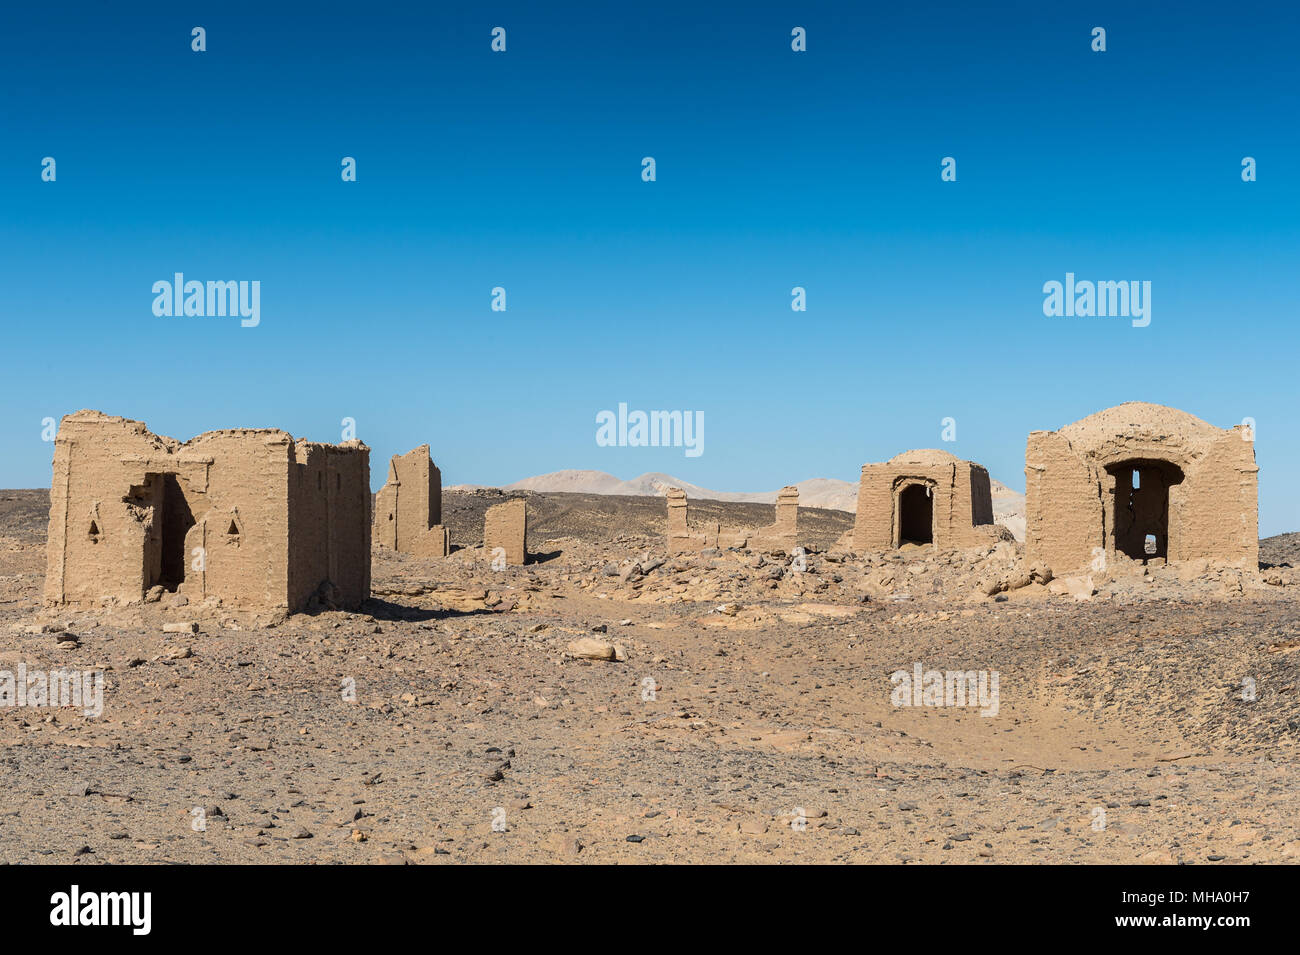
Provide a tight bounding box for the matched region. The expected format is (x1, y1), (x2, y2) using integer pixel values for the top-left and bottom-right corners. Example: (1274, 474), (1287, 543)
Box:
(484, 498), (527, 565)
(407, 525), (450, 558)
(748, 486), (800, 554)
(373, 444), (448, 557)
(666, 487), (717, 552)
(1024, 403), (1258, 572)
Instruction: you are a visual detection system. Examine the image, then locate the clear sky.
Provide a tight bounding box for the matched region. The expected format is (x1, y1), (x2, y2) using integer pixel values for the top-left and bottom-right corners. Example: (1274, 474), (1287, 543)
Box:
(3, 1), (1297, 534)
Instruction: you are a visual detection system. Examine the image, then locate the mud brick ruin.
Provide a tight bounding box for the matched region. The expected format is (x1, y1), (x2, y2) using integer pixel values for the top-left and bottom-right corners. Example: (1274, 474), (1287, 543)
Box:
(746, 485), (800, 553)
(853, 450), (997, 551)
(666, 485), (801, 554)
(484, 498), (527, 565)
(1025, 402), (1258, 572)
(666, 487), (718, 552)
(373, 444), (449, 558)
(44, 410), (370, 613)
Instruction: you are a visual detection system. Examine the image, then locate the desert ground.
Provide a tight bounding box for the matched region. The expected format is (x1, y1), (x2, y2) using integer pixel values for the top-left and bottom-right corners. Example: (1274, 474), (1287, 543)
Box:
(2, 487), (1298, 864)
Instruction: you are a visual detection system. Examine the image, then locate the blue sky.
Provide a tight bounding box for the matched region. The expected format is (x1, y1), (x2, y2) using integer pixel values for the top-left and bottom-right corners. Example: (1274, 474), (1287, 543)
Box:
(2, 1), (1297, 534)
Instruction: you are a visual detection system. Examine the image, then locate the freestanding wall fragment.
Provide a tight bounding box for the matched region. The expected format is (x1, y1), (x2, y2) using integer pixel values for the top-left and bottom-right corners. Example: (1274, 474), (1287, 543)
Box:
(666, 487), (719, 553)
(1025, 402), (1258, 572)
(373, 444), (448, 557)
(853, 450), (995, 552)
(44, 410), (370, 613)
(748, 486), (800, 554)
(484, 498), (527, 565)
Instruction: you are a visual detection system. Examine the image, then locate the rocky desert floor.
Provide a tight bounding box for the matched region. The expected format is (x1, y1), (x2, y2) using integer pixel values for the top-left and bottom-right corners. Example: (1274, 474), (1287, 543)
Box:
(2, 487), (1299, 865)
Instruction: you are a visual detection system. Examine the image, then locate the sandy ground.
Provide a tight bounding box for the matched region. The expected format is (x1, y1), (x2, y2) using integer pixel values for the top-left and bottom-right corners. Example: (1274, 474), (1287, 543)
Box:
(1, 488), (1298, 864)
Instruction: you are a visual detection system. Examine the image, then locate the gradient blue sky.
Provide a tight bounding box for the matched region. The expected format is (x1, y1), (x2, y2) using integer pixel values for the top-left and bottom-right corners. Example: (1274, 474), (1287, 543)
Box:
(3, 1), (1297, 533)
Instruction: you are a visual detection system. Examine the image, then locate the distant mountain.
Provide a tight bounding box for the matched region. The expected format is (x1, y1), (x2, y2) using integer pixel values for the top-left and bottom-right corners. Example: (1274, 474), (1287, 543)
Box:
(503, 469), (630, 495)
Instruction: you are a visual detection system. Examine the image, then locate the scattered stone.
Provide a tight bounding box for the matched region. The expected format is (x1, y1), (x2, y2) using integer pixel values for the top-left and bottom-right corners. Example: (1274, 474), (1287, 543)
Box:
(566, 637), (625, 662)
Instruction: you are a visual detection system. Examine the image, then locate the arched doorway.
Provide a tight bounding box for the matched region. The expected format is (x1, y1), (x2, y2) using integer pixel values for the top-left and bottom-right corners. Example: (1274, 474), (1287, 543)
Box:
(898, 483), (934, 546)
(1105, 459), (1184, 561)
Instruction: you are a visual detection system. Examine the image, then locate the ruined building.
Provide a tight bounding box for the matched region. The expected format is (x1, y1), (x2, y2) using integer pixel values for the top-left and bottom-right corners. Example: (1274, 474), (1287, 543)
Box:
(45, 410), (370, 613)
(666, 486), (800, 554)
(1025, 402), (1258, 572)
(373, 444), (449, 557)
(853, 450), (996, 551)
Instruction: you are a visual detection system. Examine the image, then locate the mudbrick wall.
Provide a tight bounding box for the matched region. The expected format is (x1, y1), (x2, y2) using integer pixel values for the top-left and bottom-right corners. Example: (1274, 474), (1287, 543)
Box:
(484, 498), (527, 565)
(373, 444), (448, 557)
